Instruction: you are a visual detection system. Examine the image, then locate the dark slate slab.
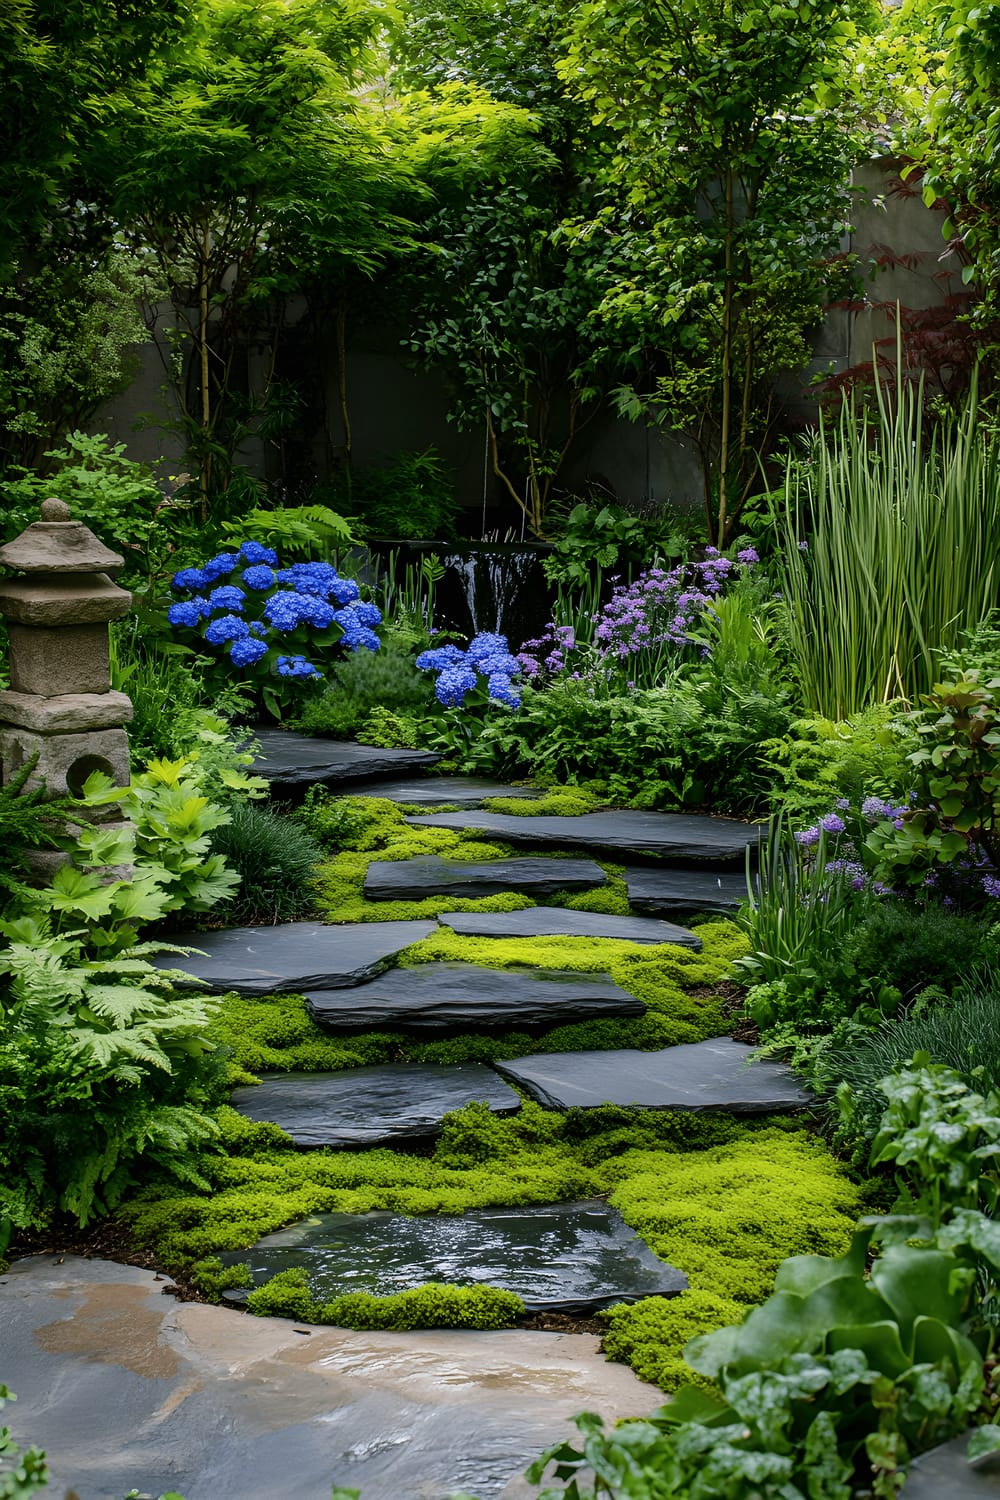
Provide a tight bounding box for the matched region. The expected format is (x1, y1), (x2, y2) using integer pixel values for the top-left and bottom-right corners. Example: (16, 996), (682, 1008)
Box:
(364, 853), (607, 902)
(437, 907), (702, 950)
(223, 1199), (688, 1314)
(251, 728), (439, 788)
(904, 1435), (1000, 1497)
(406, 809), (761, 866)
(229, 1065), (522, 1148)
(495, 1038), (811, 1113)
(306, 962), (643, 1031)
(358, 776), (543, 808)
(156, 920), (437, 995)
(625, 865), (748, 915)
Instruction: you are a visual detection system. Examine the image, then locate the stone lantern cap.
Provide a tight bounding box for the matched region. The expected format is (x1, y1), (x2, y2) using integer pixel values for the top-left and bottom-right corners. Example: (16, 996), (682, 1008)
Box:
(0, 498), (124, 575)
(0, 500), (130, 626)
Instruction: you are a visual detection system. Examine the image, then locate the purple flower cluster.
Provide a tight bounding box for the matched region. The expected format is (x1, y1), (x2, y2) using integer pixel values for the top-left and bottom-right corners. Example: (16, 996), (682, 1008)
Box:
(416, 632), (522, 709)
(517, 624), (575, 682)
(168, 539), (382, 685)
(592, 551), (752, 663)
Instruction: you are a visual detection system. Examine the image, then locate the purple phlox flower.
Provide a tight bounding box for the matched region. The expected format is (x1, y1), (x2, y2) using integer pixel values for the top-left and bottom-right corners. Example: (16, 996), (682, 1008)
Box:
(820, 813), (846, 834)
(705, 547), (720, 558)
(202, 553), (240, 581)
(983, 875), (1000, 899)
(825, 859), (867, 891)
(517, 654), (540, 679)
(737, 547), (759, 566)
(795, 825), (821, 846)
(892, 818), (905, 830)
(229, 636), (269, 667)
(862, 796), (893, 820)
(834, 797), (851, 810)
(435, 665), (478, 707)
(798, 540), (809, 552)
(204, 613), (249, 645)
(417, 644), (466, 672)
(238, 540), (279, 566)
(242, 564), (277, 591)
(466, 632), (511, 664)
(167, 597), (212, 628)
(487, 674), (521, 708)
(207, 584), (246, 613)
(276, 653), (323, 679)
(171, 566), (208, 592)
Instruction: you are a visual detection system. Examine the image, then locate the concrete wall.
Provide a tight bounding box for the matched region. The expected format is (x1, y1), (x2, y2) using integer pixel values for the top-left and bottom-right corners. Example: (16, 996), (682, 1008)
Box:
(90, 156), (959, 529)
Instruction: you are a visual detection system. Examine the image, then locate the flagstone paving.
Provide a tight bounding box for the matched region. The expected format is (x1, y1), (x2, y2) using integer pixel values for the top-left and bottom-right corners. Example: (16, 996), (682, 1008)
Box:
(229, 1065), (522, 1149)
(364, 853), (607, 902)
(624, 863), (748, 914)
(158, 919), (437, 994)
(0, 1255), (658, 1500)
(436, 905), (702, 948)
(251, 729), (440, 790)
(306, 962), (643, 1032)
(223, 1200), (688, 1314)
(495, 1038), (811, 1114)
(406, 808), (762, 864)
(354, 775), (544, 807)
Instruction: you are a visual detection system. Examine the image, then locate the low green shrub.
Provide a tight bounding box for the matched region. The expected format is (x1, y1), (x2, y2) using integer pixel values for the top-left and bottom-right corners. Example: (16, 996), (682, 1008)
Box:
(0, 757), (75, 897)
(0, 1385), (48, 1500)
(759, 708), (906, 821)
(212, 802), (323, 924)
(245, 1267), (524, 1330)
(289, 641), (434, 740)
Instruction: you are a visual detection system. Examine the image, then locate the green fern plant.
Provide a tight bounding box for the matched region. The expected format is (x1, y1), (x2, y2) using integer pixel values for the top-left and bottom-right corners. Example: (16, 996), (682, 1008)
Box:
(0, 755), (76, 895)
(221, 504), (355, 559)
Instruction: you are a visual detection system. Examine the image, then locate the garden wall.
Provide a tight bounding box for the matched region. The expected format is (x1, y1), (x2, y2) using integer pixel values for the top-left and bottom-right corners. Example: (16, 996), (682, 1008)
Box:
(90, 157), (960, 532)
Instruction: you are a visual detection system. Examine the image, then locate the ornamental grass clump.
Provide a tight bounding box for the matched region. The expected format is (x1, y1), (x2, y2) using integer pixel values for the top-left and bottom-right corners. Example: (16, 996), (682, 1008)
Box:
(168, 540), (382, 715)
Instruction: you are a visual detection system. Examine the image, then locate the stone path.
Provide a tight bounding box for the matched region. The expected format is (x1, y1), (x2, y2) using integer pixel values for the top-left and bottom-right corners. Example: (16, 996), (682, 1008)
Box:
(437, 906), (703, 949)
(903, 1435), (1000, 1498)
(1, 1255), (658, 1500)
(495, 1038), (811, 1114)
(625, 864), (748, 915)
(252, 729), (440, 790)
(223, 1201), (687, 1314)
(365, 853), (608, 902)
(354, 775), (544, 807)
(406, 808), (761, 865)
(159, 919), (437, 994)
(229, 1064), (522, 1148)
(305, 962), (643, 1032)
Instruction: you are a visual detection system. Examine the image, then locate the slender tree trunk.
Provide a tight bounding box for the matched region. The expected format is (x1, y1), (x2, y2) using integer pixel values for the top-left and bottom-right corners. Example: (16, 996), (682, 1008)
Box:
(716, 169), (735, 547)
(198, 217), (211, 519)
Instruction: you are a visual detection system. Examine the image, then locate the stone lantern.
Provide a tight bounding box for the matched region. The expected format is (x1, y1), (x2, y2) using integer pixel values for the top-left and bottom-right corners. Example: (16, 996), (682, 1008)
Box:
(0, 499), (133, 810)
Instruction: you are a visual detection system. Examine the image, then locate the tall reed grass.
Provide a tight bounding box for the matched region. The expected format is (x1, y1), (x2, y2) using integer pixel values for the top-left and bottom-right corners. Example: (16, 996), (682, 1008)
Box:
(777, 369), (1000, 717)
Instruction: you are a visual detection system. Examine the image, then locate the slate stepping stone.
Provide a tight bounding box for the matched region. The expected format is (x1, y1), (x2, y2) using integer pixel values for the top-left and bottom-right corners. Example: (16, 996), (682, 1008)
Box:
(229, 1065), (522, 1148)
(437, 907), (702, 950)
(406, 809), (761, 866)
(625, 865), (748, 915)
(495, 1038), (811, 1113)
(355, 775), (544, 808)
(903, 1434), (1000, 1498)
(251, 729), (439, 789)
(306, 962), (643, 1031)
(157, 920), (437, 995)
(223, 1199), (688, 1313)
(364, 853), (607, 902)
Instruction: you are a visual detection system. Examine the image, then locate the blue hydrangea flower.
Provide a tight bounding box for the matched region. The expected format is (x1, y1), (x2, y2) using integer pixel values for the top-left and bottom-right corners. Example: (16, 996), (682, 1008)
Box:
(435, 666), (478, 706)
(466, 632), (511, 664)
(275, 562), (346, 599)
(167, 597), (211, 628)
(204, 613), (250, 645)
(479, 651), (520, 678)
(330, 575), (360, 604)
(229, 636), (270, 667)
(341, 625), (380, 653)
(172, 566), (208, 592)
(416, 645), (466, 671)
(202, 553), (240, 581)
(239, 540), (279, 566)
(276, 654), (323, 679)
(350, 600), (382, 627)
(242, 564), (277, 591)
(207, 585), (246, 613)
(487, 674), (521, 708)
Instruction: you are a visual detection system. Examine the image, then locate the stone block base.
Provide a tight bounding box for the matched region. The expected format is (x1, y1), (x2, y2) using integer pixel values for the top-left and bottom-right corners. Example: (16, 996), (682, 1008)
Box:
(0, 725), (130, 801)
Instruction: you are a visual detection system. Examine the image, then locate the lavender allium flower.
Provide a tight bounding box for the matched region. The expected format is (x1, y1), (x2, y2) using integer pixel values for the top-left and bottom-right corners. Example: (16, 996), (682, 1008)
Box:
(820, 813), (846, 834)
(737, 547), (759, 566)
(795, 826), (821, 846)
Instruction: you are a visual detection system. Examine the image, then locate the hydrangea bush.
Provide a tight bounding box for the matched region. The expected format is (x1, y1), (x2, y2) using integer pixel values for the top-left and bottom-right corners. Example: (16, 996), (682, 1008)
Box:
(168, 542), (381, 715)
(416, 632), (523, 709)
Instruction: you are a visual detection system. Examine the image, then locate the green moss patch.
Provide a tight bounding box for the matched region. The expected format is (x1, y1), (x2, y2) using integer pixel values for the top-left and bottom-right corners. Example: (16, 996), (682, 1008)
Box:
(246, 1269), (525, 1329)
(482, 789), (599, 817)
